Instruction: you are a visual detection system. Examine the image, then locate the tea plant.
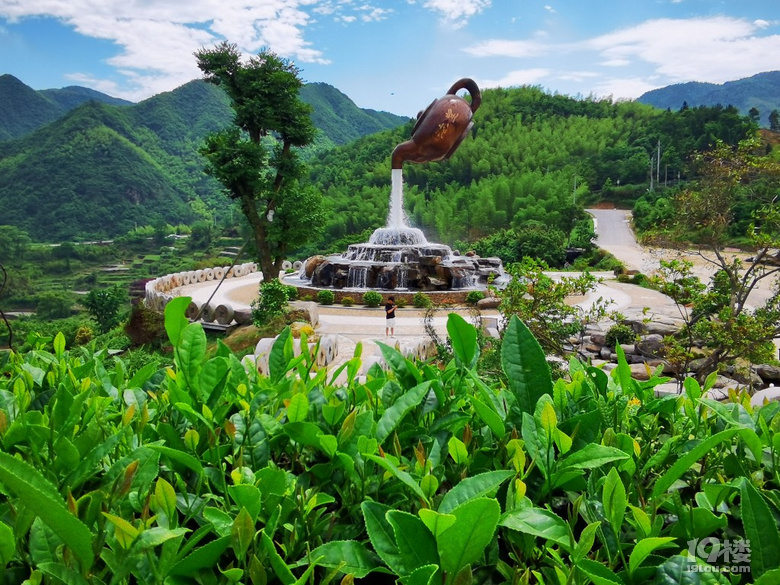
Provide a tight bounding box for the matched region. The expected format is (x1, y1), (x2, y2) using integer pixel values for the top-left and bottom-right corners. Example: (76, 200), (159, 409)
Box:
(0, 299), (778, 584)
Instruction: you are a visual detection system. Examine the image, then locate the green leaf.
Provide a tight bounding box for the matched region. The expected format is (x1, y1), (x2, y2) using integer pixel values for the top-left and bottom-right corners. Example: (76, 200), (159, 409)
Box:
(0, 521), (14, 568)
(177, 322), (207, 389)
(573, 521), (600, 564)
(399, 564), (439, 585)
(501, 315), (552, 415)
(576, 559), (624, 585)
(500, 505), (573, 552)
(170, 535), (231, 576)
(307, 540), (382, 578)
(447, 313), (479, 369)
(228, 485), (263, 522)
(287, 392), (309, 423)
(147, 444), (204, 476)
(447, 436), (469, 466)
(376, 342), (421, 389)
(165, 296), (192, 347)
(261, 531), (296, 585)
(387, 510), (439, 576)
(603, 468), (626, 534)
(231, 507), (254, 560)
(469, 395), (505, 438)
(559, 444), (630, 471)
(52, 332), (65, 359)
(37, 563), (90, 585)
(438, 470), (514, 515)
(755, 569), (780, 585)
(154, 478), (178, 521)
(629, 537), (677, 575)
(653, 555), (729, 584)
(438, 497), (500, 578)
(375, 381), (431, 445)
(738, 477), (780, 577)
(418, 509), (456, 538)
(269, 327), (292, 384)
(361, 501), (404, 575)
(652, 429), (744, 497)
(367, 454), (429, 502)
(0, 452), (93, 570)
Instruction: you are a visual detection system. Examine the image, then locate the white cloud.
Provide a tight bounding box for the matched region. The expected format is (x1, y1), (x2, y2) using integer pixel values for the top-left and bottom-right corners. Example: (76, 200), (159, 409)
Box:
(419, 0), (490, 26)
(463, 39), (546, 58)
(0, 0), (330, 101)
(586, 16), (780, 85)
(544, 5), (555, 13)
(479, 68), (551, 89)
(590, 77), (660, 101)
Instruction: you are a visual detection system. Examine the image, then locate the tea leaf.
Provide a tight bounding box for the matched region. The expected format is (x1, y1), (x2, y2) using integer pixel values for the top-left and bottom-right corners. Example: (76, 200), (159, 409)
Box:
(361, 501), (404, 574)
(0, 452), (93, 570)
(469, 395), (505, 438)
(438, 498), (500, 578)
(170, 535), (231, 576)
(576, 559), (624, 585)
(558, 444), (629, 471)
(387, 510), (439, 575)
(501, 316), (552, 415)
(500, 505), (573, 552)
(0, 521), (14, 568)
(653, 555), (729, 584)
(147, 444), (204, 476)
(603, 468), (626, 534)
(447, 313), (479, 369)
(376, 381), (431, 445)
(438, 470), (514, 515)
(269, 327), (292, 384)
(572, 521), (600, 564)
(418, 509), (456, 537)
(164, 297), (191, 346)
(231, 507), (255, 560)
(307, 540), (383, 578)
(103, 513), (139, 549)
(738, 477), (780, 577)
(36, 563), (90, 585)
(628, 537), (676, 575)
(367, 454), (428, 502)
(261, 531), (296, 584)
(398, 564), (439, 585)
(287, 392), (309, 423)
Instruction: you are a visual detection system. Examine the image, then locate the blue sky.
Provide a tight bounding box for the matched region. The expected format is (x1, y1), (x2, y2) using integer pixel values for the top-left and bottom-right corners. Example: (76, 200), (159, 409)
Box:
(1, 1), (778, 117)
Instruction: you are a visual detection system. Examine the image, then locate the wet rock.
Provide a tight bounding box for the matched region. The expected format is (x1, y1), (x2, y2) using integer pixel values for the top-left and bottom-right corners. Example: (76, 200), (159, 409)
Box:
(757, 364), (780, 382)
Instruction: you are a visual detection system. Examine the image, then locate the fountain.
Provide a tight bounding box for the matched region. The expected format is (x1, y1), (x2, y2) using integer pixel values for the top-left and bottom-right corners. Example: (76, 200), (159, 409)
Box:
(290, 79), (508, 297)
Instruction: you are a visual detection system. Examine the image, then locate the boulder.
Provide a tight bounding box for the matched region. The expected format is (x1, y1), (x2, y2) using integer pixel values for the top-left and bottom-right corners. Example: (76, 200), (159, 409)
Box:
(304, 255), (327, 278)
(750, 386), (780, 408)
(477, 297), (501, 310)
(636, 334), (665, 356)
(757, 364), (780, 382)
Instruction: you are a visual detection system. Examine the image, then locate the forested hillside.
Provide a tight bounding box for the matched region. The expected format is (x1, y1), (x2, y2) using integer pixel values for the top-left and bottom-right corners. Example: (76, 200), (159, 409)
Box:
(306, 86), (755, 254)
(638, 70), (780, 128)
(0, 78), (407, 241)
(0, 74), (132, 141)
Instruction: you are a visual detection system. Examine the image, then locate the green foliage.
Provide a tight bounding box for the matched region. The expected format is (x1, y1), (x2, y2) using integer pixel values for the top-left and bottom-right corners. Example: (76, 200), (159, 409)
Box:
(515, 221), (568, 267)
(82, 284), (125, 333)
(316, 289), (335, 305)
(605, 323), (637, 348)
(35, 290), (74, 319)
(340, 296), (354, 307)
(362, 290), (382, 307)
(0, 299), (776, 584)
(413, 291), (432, 309)
(465, 290), (485, 305)
(252, 279), (291, 326)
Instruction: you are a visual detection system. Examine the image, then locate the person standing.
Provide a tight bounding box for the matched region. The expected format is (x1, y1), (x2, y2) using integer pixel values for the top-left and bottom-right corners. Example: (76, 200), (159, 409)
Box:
(385, 296), (396, 337)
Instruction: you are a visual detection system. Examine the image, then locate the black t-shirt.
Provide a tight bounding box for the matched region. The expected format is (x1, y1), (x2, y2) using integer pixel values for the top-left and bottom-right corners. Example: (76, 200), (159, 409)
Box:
(385, 302), (396, 319)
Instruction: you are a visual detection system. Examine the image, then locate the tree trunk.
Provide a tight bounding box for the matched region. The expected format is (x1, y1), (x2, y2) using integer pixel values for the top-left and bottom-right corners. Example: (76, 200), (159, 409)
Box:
(239, 193), (277, 283)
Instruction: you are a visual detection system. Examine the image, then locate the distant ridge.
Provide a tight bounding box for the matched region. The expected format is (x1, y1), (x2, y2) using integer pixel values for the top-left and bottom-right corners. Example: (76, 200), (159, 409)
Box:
(637, 71), (780, 127)
(0, 77), (408, 241)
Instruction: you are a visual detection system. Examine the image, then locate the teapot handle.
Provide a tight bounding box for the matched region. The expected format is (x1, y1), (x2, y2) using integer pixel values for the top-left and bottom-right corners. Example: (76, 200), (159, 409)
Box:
(446, 78), (481, 113)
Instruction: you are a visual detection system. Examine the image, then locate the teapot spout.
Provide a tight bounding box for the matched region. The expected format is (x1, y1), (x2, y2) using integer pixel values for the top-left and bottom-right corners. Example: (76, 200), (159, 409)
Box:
(392, 140), (418, 170)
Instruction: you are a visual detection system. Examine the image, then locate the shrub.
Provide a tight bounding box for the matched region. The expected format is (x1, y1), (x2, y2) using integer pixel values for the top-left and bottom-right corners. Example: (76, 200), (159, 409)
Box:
(466, 290), (486, 305)
(74, 326), (94, 346)
(396, 297), (408, 308)
(35, 291), (74, 320)
(316, 289), (335, 305)
(341, 296), (355, 307)
(362, 291), (383, 307)
(252, 279), (291, 325)
(124, 304), (166, 347)
(285, 285), (299, 300)
(605, 323), (636, 348)
(413, 291), (433, 308)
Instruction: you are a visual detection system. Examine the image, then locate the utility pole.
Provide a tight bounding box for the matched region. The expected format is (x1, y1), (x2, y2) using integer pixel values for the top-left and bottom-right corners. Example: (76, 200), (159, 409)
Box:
(650, 155), (654, 191)
(657, 139), (661, 188)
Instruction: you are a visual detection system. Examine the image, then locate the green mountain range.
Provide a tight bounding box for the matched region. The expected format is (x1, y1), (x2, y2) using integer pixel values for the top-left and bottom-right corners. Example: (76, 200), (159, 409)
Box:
(0, 77), (408, 241)
(637, 71), (780, 127)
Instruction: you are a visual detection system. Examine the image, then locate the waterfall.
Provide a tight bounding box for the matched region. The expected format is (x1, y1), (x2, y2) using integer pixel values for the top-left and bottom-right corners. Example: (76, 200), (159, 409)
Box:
(388, 168), (406, 229)
(347, 265), (369, 289)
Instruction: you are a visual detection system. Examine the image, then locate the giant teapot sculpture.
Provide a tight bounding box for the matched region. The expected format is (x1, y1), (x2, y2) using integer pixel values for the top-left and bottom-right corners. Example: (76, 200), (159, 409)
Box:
(391, 78), (481, 169)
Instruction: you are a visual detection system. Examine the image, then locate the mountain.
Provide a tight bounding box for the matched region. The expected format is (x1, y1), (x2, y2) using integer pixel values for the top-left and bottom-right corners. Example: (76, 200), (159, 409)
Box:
(0, 74), (133, 140)
(637, 71), (780, 127)
(0, 77), (407, 241)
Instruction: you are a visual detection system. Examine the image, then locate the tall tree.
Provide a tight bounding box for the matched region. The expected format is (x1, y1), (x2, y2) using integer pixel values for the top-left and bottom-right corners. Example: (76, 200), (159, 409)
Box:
(663, 138), (780, 380)
(195, 42), (323, 281)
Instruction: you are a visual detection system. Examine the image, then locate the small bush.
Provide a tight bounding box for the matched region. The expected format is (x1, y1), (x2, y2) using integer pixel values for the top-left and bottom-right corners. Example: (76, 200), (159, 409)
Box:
(413, 291), (433, 309)
(396, 297), (408, 308)
(341, 296), (355, 307)
(317, 290), (335, 305)
(252, 279), (291, 325)
(362, 291), (383, 307)
(605, 323), (636, 348)
(285, 285), (299, 300)
(301, 294), (314, 302)
(465, 290), (486, 305)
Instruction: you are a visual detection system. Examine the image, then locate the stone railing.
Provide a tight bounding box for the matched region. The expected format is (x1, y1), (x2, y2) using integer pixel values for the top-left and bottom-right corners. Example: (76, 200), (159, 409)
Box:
(144, 262), (259, 325)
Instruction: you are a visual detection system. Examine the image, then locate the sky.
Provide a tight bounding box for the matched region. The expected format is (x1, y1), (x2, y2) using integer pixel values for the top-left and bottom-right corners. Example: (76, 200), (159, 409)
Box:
(1, 1), (779, 117)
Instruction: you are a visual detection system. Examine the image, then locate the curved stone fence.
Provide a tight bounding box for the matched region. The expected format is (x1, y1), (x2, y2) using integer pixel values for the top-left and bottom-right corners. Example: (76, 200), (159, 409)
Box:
(144, 262), (260, 325)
